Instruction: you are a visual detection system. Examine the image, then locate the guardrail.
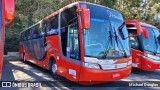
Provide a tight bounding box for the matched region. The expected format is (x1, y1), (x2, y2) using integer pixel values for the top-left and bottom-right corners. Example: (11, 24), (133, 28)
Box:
(4, 52), (19, 57)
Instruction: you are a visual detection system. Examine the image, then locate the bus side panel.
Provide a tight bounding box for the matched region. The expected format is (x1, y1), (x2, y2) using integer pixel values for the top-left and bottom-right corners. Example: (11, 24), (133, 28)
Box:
(33, 36), (54, 69)
(131, 49), (143, 69)
(20, 39), (40, 64)
(66, 61), (81, 82)
(141, 56), (160, 70)
(23, 40), (33, 61)
(141, 58), (159, 70)
(30, 35), (68, 77)
(0, 0), (3, 79)
(45, 35), (68, 76)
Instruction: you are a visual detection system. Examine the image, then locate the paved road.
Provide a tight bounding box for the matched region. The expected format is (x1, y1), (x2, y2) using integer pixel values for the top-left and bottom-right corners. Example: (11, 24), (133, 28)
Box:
(1, 56), (160, 90)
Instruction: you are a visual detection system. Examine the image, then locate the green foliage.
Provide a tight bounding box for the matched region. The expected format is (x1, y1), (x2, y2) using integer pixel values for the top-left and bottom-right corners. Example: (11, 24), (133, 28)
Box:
(4, 0), (160, 53)
(99, 0), (117, 8)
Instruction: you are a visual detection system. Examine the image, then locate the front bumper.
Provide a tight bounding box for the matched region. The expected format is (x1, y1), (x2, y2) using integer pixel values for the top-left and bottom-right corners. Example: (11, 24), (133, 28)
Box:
(79, 65), (132, 85)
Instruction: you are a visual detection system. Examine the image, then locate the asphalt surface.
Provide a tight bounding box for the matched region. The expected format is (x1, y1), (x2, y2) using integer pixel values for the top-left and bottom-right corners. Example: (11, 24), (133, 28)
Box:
(1, 56), (160, 90)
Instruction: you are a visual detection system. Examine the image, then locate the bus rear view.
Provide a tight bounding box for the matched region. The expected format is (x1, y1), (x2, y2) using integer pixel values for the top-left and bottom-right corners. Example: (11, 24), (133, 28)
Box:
(126, 20), (160, 70)
(19, 2), (132, 85)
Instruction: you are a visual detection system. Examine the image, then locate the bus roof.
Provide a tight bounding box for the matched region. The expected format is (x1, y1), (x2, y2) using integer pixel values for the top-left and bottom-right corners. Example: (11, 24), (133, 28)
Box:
(43, 2), (79, 20)
(43, 1), (121, 20)
(125, 20), (157, 29)
(79, 1), (121, 14)
(20, 1), (121, 34)
(140, 22), (157, 29)
(20, 20), (42, 34)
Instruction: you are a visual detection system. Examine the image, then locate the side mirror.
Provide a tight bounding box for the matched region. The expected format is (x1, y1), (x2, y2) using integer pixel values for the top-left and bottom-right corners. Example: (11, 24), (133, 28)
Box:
(118, 22), (126, 40)
(158, 35), (160, 39)
(141, 27), (149, 38)
(2, 0), (15, 26)
(125, 20), (141, 37)
(77, 7), (90, 30)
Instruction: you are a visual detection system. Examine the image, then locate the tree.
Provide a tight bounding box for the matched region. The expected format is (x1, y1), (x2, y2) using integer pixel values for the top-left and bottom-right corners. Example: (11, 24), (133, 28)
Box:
(4, 0), (160, 53)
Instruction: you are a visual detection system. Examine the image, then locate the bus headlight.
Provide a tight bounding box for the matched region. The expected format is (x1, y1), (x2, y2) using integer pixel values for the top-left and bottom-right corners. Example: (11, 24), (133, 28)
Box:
(147, 54), (160, 60)
(145, 54), (160, 63)
(127, 60), (132, 65)
(84, 62), (100, 69)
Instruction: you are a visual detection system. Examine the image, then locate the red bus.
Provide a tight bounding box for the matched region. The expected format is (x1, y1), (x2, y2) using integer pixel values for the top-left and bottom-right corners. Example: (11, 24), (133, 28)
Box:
(126, 20), (160, 70)
(19, 2), (133, 85)
(0, 0), (15, 79)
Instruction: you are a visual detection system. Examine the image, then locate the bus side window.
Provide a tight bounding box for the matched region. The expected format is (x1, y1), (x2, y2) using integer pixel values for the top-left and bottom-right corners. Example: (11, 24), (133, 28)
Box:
(60, 6), (80, 60)
(41, 21), (47, 37)
(33, 24), (41, 39)
(47, 15), (58, 35)
(68, 26), (79, 60)
(21, 32), (25, 41)
(27, 29), (31, 40)
(24, 32), (28, 41)
(129, 36), (140, 50)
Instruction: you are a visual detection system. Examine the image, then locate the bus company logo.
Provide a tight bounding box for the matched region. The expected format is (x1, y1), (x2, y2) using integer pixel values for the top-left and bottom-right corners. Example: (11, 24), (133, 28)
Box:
(107, 10), (122, 21)
(2, 82), (11, 87)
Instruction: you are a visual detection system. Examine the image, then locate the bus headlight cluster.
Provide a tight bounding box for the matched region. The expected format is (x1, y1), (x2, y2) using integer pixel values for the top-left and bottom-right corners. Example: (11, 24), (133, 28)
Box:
(102, 61), (131, 70)
(147, 54), (160, 60)
(143, 54), (160, 63)
(84, 60), (132, 70)
(84, 62), (100, 69)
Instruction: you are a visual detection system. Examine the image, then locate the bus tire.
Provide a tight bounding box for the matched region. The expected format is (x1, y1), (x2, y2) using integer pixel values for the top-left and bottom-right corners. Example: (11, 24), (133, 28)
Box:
(50, 58), (59, 79)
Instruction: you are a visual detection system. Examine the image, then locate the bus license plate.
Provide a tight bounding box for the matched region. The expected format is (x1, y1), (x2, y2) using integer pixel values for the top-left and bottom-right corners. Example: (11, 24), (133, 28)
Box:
(112, 73), (120, 79)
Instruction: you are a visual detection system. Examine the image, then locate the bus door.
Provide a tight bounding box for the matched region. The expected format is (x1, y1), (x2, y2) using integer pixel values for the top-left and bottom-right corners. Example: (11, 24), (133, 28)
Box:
(126, 20), (143, 69)
(60, 6), (81, 81)
(129, 36), (142, 68)
(66, 24), (81, 81)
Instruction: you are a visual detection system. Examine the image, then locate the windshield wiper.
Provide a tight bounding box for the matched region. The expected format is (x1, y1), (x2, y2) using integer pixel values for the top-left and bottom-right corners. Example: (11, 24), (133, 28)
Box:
(102, 24), (129, 58)
(102, 30), (113, 59)
(149, 29), (160, 54)
(103, 26), (128, 58)
(153, 33), (159, 54)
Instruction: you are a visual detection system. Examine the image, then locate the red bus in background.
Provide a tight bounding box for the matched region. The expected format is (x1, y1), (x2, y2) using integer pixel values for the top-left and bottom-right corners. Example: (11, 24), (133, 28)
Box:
(0, 0), (15, 79)
(19, 2), (134, 85)
(126, 20), (160, 70)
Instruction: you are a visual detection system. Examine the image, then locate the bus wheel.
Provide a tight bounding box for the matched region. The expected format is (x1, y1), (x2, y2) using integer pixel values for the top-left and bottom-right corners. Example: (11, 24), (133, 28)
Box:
(51, 61), (59, 79)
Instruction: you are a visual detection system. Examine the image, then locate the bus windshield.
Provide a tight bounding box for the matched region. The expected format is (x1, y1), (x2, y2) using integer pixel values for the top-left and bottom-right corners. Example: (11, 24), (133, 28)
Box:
(82, 3), (130, 59)
(153, 28), (160, 54)
(141, 26), (160, 54)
